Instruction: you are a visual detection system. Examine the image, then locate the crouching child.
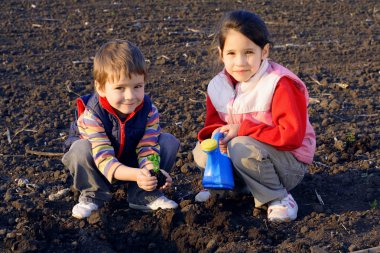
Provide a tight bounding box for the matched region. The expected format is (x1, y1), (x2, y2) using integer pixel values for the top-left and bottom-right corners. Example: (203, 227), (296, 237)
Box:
(62, 39), (179, 219)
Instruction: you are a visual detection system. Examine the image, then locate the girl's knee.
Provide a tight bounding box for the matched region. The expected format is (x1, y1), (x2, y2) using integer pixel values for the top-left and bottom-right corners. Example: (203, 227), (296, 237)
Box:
(192, 142), (207, 169)
(228, 136), (268, 163)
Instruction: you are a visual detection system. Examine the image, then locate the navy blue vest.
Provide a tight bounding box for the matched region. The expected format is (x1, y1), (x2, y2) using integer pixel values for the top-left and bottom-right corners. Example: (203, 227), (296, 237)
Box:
(65, 93), (152, 168)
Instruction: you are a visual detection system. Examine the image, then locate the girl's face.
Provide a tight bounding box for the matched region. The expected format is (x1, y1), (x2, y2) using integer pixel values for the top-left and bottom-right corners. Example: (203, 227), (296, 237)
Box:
(96, 73), (145, 118)
(219, 29), (269, 82)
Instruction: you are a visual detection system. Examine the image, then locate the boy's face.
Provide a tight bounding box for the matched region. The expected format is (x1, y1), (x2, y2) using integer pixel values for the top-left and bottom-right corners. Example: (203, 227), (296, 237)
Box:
(219, 29), (269, 82)
(96, 73), (145, 118)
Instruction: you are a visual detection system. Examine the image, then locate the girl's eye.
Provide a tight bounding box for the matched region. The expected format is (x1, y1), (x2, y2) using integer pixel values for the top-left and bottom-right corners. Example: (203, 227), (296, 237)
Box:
(226, 52), (235, 56)
(246, 51), (254, 54)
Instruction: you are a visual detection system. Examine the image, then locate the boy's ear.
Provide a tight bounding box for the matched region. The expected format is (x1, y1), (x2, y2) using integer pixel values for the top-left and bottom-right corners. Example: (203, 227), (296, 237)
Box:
(261, 43), (270, 59)
(95, 81), (105, 97)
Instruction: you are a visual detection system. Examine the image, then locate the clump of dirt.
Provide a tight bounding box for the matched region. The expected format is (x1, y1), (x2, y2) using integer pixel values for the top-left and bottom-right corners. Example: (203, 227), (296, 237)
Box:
(0, 1), (379, 252)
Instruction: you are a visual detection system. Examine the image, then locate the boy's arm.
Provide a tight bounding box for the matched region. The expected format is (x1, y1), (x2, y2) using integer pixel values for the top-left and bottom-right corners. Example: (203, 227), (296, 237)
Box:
(78, 109), (123, 182)
(78, 108), (158, 190)
(136, 105), (161, 168)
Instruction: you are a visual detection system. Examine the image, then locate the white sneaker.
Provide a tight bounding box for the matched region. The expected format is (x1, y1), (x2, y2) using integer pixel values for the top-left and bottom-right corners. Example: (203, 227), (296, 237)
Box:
(267, 193), (298, 222)
(72, 201), (98, 219)
(195, 189), (211, 202)
(129, 196), (178, 211)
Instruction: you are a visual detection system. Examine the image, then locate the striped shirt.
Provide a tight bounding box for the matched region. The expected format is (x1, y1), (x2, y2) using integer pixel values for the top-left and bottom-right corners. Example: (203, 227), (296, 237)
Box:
(77, 105), (161, 182)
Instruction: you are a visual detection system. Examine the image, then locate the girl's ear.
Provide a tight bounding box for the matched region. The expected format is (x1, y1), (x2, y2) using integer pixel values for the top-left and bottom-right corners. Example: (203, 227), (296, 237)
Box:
(95, 81), (105, 97)
(261, 43), (270, 59)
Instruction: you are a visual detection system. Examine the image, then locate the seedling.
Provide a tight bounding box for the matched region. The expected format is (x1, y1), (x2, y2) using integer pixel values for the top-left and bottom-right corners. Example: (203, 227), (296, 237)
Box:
(345, 132), (356, 143)
(370, 199), (377, 209)
(148, 153), (160, 173)
(147, 154), (166, 188)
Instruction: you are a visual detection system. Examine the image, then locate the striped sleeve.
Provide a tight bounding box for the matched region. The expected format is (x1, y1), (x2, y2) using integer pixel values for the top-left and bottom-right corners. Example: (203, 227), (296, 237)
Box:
(136, 105), (161, 168)
(77, 109), (122, 182)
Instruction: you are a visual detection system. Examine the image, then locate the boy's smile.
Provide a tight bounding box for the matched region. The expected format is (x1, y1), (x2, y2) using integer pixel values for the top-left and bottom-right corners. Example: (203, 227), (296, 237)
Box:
(96, 73), (145, 118)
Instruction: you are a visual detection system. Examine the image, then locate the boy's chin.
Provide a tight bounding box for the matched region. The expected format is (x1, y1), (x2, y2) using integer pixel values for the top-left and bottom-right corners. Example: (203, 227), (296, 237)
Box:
(116, 108), (135, 117)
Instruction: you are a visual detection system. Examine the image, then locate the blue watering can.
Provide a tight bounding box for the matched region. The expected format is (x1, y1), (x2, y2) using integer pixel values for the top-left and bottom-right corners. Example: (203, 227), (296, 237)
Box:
(201, 132), (234, 190)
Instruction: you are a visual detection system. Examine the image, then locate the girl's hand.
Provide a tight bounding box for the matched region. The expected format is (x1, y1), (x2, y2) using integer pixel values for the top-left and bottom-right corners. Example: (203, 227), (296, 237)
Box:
(211, 127), (222, 138)
(219, 124), (240, 153)
(159, 169), (173, 190)
(211, 127), (227, 153)
(136, 167), (157, 191)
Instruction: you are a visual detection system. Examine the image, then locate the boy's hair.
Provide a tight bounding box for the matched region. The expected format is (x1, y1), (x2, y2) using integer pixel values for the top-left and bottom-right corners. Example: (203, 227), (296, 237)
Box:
(93, 39), (146, 91)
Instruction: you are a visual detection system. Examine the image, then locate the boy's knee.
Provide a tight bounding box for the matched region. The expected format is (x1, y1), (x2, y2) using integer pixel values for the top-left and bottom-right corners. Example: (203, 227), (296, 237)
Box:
(159, 133), (180, 154)
(62, 139), (92, 167)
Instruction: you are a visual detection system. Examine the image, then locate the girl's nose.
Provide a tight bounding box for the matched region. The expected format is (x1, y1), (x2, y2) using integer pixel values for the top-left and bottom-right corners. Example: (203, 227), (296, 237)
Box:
(235, 54), (247, 65)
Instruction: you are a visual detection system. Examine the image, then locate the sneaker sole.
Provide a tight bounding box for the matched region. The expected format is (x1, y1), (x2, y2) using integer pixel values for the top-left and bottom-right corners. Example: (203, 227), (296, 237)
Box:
(72, 213), (88, 219)
(129, 203), (154, 212)
(268, 216), (296, 223)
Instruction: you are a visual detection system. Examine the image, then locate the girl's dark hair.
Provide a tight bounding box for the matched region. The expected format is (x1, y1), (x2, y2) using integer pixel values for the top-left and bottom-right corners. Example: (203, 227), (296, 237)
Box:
(208, 10), (271, 73)
(216, 10), (271, 51)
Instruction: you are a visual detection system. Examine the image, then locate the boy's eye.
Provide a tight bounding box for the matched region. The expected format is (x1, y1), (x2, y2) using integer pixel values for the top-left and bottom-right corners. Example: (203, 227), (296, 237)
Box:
(135, 84), (143, 89)
(115, 87), (124, 91)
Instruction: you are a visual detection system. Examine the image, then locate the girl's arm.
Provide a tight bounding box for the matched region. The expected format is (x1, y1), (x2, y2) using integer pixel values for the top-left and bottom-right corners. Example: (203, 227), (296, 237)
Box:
(205, 95), (226, 127)
(197, 95), (226, 141)
(238, 77), (307, 150)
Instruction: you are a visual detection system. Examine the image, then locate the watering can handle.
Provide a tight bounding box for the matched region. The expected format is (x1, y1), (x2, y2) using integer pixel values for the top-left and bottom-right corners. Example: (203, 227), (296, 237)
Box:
(212, 132), (224, 146)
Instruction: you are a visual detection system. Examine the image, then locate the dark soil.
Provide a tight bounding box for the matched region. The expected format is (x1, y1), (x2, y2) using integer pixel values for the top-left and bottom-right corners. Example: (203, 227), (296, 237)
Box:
(150, 170), (166, 190)
(1, 1), (379, 252)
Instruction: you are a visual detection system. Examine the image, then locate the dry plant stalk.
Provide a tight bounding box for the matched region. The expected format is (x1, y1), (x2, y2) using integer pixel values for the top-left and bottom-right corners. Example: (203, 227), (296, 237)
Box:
(6, 128), (11, 144)
(309, 76), (322, 86)
(25, 147), (64, 157)
(314, 189), (325, 205)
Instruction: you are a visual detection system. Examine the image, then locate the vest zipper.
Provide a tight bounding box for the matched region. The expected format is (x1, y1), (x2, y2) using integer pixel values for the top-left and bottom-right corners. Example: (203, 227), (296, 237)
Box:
(116, 120), (125, 158)
(228, 87), (238, 124)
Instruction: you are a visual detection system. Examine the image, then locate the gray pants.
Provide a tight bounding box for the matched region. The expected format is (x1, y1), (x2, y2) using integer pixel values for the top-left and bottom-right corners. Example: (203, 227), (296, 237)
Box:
(193, 136), (307, 207)
(62, 133), (179, 206)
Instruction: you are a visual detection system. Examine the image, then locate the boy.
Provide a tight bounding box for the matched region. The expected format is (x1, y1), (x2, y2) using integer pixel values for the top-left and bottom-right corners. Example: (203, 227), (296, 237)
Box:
(62, 39), (179, 219)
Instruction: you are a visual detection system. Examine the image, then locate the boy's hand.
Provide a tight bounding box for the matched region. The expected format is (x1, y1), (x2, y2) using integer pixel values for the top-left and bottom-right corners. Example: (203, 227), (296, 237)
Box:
(159, 169), (173, 190)
(136, 168), (157, 191)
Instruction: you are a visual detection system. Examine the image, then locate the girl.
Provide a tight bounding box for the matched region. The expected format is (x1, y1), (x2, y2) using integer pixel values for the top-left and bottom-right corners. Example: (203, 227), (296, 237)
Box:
(192, 10), (316, 222)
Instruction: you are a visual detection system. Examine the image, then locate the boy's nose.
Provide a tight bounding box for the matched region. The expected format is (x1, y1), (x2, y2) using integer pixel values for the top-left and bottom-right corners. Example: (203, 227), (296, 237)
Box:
(123, 89), (133, 99)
